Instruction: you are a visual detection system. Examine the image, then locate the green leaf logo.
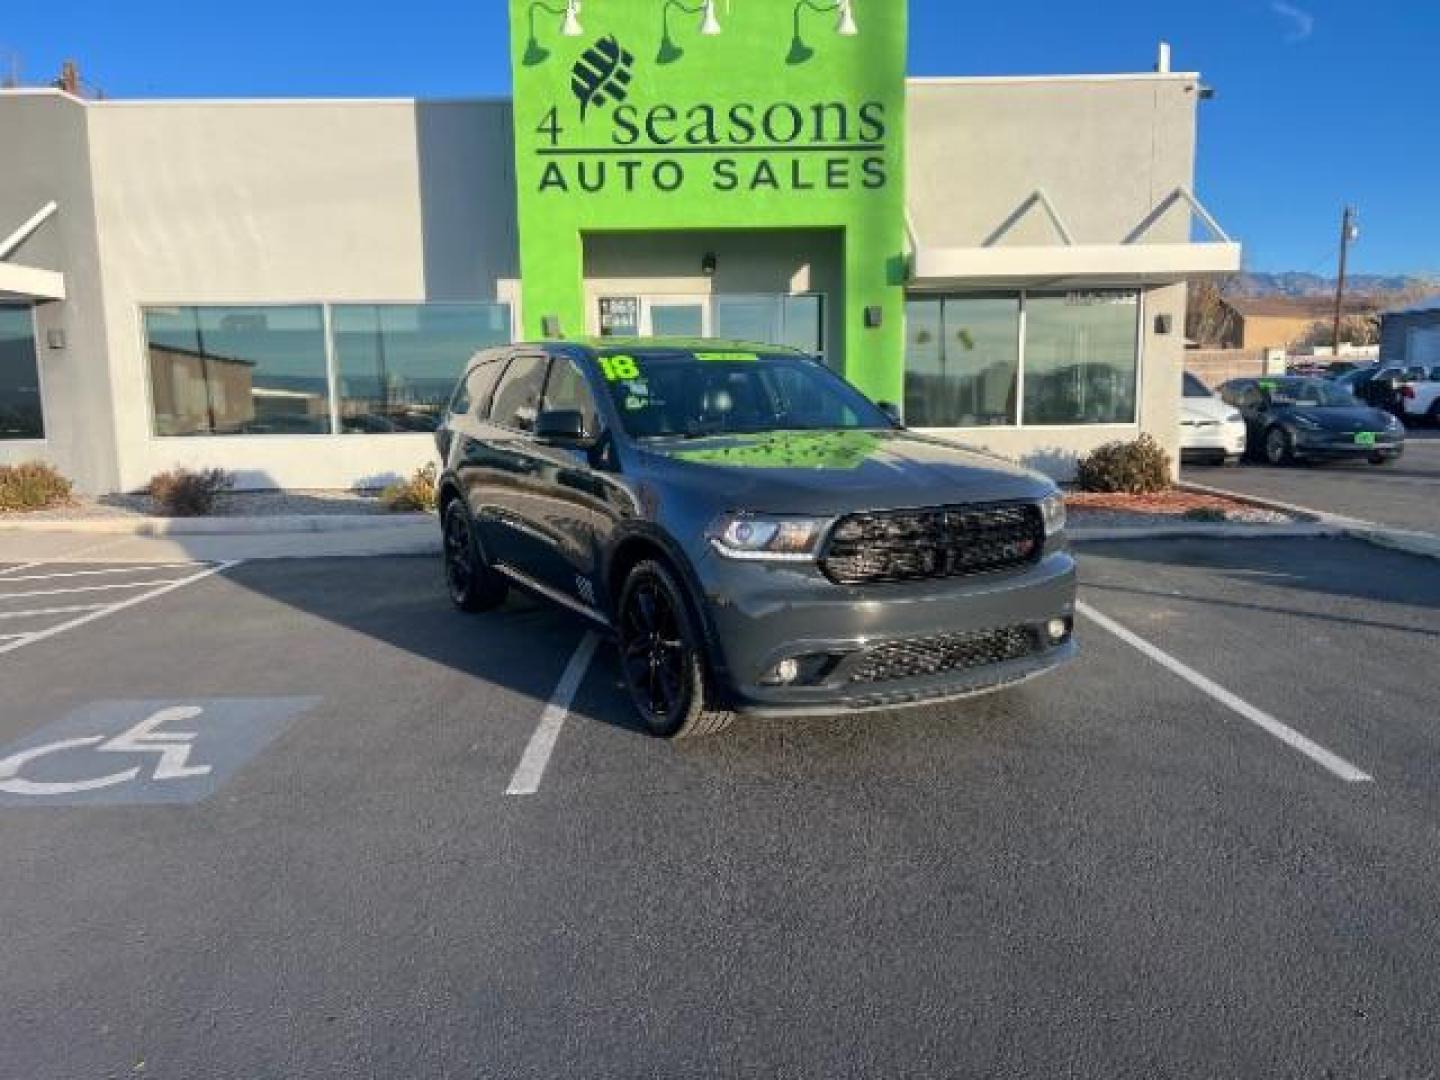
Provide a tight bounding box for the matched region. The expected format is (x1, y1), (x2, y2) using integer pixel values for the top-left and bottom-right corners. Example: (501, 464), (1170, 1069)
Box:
(572, 35), (635, 120)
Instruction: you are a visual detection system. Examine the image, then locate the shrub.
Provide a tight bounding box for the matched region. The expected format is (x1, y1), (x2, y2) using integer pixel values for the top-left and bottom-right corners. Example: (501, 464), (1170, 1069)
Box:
(147, 467), (234, 517)
(380, 464), (438, 513)
(1182, 506), (1229, 523)
(0, 461), (74, 512)
(1075, 435), (1172, 495)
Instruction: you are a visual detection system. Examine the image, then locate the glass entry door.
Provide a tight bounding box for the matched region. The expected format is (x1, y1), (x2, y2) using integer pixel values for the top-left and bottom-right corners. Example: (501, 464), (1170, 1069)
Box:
(596, 293), (825, 360)
(644, 298), (708, 338)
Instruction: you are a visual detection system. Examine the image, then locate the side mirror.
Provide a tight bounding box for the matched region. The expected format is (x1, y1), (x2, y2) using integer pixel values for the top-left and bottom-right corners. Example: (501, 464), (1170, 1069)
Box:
(534, 409), (590, 444)
(877, 401), (904, 427)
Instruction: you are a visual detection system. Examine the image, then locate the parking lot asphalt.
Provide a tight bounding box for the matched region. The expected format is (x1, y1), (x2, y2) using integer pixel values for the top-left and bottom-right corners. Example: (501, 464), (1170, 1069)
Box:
(2, 538), (1440, 1077)
(1186, 427), (1440, 534)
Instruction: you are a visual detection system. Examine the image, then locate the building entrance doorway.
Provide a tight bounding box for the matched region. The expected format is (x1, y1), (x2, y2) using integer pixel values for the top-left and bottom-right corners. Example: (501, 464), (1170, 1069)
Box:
(595, 293), (826, 361)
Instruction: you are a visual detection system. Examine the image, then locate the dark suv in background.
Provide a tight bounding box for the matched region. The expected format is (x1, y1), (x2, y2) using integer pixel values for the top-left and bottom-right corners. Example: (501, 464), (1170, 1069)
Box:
(436, 340), (1076, 737)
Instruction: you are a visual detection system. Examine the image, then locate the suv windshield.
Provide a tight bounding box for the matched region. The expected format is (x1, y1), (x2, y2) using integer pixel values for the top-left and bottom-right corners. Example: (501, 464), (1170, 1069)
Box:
(1262, 378), (1360, 408)
(594, 349), (893, 439)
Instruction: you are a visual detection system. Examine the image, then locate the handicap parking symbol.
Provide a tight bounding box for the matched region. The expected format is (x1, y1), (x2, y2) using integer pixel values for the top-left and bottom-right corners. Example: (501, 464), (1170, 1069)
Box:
(0, 698), (320, 807)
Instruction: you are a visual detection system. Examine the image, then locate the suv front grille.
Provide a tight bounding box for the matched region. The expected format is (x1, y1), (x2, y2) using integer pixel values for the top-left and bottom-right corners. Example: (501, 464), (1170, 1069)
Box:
(848, 626), (1039, 685)
(820, 502), (1044, 585)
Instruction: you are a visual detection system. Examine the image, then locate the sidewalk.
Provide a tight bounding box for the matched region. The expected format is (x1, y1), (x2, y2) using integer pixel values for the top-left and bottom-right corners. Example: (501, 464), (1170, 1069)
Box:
(0, 520), (440, 563)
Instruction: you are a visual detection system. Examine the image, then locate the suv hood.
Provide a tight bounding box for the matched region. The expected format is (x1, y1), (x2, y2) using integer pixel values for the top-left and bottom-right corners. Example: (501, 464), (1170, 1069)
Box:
(638, 429), (1055, 514)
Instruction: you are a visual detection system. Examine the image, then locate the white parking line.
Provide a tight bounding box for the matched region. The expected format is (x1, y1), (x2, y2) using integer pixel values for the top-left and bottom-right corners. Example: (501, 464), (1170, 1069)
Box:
(0, 561), (241, 657)
(0, 604), (107, 621)
(506, 631), (600, 796)
(1077, 600), (1373, 784)
(0, 563), (196, 584)
(0, 577), (196, 601)
(0, 537), (135, 579)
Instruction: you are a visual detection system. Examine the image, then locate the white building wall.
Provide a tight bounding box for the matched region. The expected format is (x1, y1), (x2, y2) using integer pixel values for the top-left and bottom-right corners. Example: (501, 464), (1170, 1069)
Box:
(79, 97), (519, 491)
(0, 92), (122, 491)
(905, 75), (1202, 477)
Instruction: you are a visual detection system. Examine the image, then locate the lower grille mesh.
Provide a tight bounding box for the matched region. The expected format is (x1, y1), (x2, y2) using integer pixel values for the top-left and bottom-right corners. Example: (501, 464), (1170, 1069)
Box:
(848, 626), (1038, 685)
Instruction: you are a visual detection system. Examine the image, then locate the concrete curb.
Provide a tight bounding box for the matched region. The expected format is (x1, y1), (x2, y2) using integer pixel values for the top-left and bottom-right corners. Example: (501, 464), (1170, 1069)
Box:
(0, 513), (435, 536)
(1179, 480), (1440, 563)
(1071, 522), (1345, 543)
(1344, 525), (1440, 562)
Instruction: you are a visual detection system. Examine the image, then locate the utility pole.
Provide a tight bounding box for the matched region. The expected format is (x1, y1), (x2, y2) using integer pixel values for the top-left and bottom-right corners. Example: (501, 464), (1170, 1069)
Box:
(1332, 206), (1359, 356)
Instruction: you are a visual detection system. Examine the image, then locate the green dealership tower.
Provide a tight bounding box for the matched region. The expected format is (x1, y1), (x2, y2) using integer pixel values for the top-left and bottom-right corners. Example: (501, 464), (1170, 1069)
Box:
(508, 0), (908, 403)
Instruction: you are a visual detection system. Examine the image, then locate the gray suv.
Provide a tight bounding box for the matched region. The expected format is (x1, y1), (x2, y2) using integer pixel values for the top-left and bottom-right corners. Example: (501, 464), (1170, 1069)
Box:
(436, 340), (1077, 737)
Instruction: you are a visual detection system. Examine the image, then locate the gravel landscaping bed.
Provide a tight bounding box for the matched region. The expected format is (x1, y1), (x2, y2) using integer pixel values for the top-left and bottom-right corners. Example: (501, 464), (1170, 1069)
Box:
(1067, 489), (1299, 529)
(1, 489), (401, 522)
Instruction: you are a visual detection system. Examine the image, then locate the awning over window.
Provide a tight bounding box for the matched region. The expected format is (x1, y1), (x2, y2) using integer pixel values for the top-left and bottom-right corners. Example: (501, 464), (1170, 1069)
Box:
(0, 202), (66, 302)
(0, 262), (66, 302)
(908, 187), (1241, 290)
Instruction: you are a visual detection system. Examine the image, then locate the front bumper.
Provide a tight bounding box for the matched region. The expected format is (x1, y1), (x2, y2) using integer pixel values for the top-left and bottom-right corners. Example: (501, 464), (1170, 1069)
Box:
(1180, 422), (1247, 460)
(1293, 430), (1404, 459)
(695, 543), (1078, 716)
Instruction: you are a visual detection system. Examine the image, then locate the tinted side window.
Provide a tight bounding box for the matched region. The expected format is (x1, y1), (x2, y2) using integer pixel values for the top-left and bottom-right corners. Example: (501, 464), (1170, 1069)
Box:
(541, 358), (600, 436)
(490, 354), (547, 432)
(464, 359), (507, 418)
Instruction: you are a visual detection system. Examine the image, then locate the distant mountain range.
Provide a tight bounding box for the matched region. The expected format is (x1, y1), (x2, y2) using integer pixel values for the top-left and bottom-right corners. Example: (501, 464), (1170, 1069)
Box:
(1232, 272), (1440, 299)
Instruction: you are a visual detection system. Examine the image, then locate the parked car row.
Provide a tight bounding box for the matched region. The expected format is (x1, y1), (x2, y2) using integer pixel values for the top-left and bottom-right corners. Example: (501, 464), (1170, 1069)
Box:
(1180, 371), (1407, 467)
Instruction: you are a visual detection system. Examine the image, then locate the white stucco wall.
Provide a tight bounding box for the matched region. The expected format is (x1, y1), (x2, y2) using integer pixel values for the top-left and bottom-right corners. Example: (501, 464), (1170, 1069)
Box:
(0, 92), (122, 491)
(79, 97), (520, 491)
(904, 75), (1201, 477)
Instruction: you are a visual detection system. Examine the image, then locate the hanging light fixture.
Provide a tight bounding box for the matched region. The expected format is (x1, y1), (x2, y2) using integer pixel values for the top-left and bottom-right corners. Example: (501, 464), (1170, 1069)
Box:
(658, 0), (724, 64)
(524, 0), (584, 65)
(788, 0), (861, 65)
(700, 0), (723, 36)
(561, 0), (584, 37)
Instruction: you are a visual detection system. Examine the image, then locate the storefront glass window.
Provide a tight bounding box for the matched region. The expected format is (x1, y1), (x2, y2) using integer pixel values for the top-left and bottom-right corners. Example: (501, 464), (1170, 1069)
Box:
(1022, 291), (1140, 425)
(713, 294), (824, 357)
(904, 296), (1020, 427)
(0, 306), (45, 440)
(145, 306), (330, 436)
(333, 304), (511, 433)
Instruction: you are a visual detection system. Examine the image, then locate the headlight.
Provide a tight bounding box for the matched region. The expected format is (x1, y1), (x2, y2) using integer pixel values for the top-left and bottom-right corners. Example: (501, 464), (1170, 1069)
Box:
(1385, 413), (1403, 430)
(708, 514), (828, 561)
(1292, 414), (1320, 429)
(1040, 492), (1067, 537)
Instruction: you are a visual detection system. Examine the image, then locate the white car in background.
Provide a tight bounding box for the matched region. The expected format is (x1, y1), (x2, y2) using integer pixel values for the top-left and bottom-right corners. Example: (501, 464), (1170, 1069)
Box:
(1398, 367), (1440, 426)
(1180, 372), (1248, 465)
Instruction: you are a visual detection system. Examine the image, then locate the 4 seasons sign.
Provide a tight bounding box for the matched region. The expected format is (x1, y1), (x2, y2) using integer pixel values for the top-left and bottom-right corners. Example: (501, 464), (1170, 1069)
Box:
(508, 0), (907, 403)
(534, 32), (892, 197)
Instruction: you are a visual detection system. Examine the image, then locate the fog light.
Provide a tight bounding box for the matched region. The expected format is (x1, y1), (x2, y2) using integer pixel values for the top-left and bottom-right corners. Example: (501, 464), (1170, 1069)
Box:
(772, 658), (801, 685)
(1046, 618), (1071, 644)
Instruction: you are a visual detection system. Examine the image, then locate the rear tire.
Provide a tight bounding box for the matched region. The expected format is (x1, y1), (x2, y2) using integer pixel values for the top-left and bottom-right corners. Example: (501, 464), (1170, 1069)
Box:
(1369, 453), (1394, 466)
(617, 560), (733, 739)
(442, 501), (508, 613)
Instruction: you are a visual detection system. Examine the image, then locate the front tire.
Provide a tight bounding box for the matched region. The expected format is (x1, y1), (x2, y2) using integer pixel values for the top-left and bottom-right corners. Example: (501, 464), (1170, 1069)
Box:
(617, 560), (733, 739)
(1264, 426), (1295, 467)
(442, 501), (508, 613)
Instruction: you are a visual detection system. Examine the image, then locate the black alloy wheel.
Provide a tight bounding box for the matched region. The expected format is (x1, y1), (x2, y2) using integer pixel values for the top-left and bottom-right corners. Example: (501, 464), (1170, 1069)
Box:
(617, 560), (733, 739)
(443, 501), (507, 612)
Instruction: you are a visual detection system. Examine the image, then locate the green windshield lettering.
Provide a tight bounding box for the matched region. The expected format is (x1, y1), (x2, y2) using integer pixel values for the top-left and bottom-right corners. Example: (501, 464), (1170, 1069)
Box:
(600, 356), (641, 382)
(694, 351), (759, 363)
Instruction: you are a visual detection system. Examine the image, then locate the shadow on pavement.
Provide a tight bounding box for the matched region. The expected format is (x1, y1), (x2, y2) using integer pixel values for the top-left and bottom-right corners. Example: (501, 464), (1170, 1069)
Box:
(1077, 535), (1440, 628)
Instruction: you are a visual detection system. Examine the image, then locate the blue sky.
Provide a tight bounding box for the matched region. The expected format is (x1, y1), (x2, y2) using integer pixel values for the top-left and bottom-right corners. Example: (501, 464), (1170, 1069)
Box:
(4, 0), (1436, 276)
